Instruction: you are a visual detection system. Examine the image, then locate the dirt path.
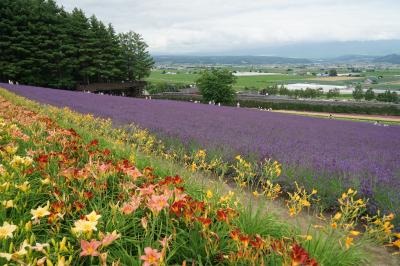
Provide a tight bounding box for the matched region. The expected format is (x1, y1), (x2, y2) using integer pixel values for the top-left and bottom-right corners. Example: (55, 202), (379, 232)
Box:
(272, 109), (400, 123)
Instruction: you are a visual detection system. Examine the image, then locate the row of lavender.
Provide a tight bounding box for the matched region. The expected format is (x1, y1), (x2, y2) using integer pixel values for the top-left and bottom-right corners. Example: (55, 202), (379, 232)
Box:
(2, 83), (400, 215)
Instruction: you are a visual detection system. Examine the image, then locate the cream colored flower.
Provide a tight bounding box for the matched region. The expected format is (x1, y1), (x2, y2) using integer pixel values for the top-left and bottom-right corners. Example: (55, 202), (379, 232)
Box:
(0, 252), (12, 261)
(0, 222), (17, 239)
(0, 164), (6, 176)
(31, 202), (50, 220)
(2, 200), (14, 209)
(31, 242), (50, 253)
(86, 211), (101, 222)
(72, 219), (98, 234)
(15, 181), (30, 192)
(56, 256), (66, 266)
(14, 239), (30, 256)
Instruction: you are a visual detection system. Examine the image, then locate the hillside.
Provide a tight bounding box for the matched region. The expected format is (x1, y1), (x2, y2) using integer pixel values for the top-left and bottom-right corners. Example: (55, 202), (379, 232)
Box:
(374, 54), (400, 64)
(153, 55), (312, 65)
(153, 54), (400, 65)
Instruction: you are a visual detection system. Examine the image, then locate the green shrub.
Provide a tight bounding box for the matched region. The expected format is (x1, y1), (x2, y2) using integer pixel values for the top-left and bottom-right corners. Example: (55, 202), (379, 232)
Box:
(196, 68), (237, 104)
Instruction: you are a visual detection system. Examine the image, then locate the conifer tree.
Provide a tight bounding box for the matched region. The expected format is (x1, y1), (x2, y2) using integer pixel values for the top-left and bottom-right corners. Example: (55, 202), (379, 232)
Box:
(119, 31), (154, 81)
(0, 0), (154, 88)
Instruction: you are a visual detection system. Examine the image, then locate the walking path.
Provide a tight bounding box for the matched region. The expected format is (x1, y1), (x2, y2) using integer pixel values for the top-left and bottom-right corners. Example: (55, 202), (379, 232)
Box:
(273, 110), (400, 124)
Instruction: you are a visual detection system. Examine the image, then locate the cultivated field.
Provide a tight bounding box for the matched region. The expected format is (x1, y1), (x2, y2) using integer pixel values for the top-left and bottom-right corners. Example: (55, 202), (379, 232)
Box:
(2, 83), (400, 220)
(1, 84), (400, 265)
(146, 68), (400, 91)
(146, 70), (309, 90)
(307, 76), (363, 82)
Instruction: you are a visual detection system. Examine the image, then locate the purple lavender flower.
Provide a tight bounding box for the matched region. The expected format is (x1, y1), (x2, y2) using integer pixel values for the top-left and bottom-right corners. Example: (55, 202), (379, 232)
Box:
(2, 83), (400, 218)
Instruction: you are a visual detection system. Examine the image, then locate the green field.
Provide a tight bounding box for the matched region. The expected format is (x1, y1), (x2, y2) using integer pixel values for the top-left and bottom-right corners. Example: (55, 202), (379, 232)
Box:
(145, 68), (400, 91)
(145, 70), (309, 90)
(145, 70), (200, 84)
(235, 75), (307, 89)
(146, 66), (400, 94)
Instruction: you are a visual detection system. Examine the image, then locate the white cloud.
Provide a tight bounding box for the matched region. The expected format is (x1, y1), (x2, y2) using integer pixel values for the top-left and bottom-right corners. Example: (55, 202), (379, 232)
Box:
(56, 0), (400, 54)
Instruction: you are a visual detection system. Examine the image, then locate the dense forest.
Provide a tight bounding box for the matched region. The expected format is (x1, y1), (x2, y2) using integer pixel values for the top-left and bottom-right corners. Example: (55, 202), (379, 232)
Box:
(0, 0), (154, 89)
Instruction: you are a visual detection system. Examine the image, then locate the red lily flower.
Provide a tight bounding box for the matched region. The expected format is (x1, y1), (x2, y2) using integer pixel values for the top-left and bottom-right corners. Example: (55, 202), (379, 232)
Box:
(250, 235), (264, 249)
(216, 209), (228, 222)
(291, 243), (318, 266)
(102, 149), (111, 156)
(230, 228), (241, 242)
(197, 217), (212, 227)
(239, 235), (250, 248)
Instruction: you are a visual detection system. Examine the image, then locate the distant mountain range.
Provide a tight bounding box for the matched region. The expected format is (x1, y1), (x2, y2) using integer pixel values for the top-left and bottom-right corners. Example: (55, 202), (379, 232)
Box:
(326, 55), (379, 63)
(373, 54), (400, 64)
(153, 55), (312, 65)
(153, 54), (400, 65)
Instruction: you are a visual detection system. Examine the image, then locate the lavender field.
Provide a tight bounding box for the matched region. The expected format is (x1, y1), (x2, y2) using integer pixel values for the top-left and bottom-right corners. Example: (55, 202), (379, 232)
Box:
(2, 83), (400, 213)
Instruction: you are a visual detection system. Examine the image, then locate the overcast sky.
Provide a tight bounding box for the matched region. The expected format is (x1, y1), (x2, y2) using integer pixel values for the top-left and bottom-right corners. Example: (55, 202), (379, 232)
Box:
(56, 0), (400, 56)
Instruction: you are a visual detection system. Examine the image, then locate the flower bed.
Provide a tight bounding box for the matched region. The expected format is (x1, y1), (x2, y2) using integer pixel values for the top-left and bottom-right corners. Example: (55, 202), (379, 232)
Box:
(1, 88), (400, 265)
(0, 95), (322, 265)
(2, 83), (399, 222)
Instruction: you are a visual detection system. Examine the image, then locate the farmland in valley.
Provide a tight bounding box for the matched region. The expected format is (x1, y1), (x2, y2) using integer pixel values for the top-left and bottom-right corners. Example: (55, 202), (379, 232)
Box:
(146, 66), (400, 93)
(145, 68), (400, 92)
(2, 83), (400, 220)
(146, 70), (309, 90)
(307, 76), (363, 82)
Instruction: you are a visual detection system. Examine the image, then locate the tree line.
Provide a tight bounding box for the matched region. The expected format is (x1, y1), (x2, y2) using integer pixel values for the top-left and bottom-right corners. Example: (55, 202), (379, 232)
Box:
(259, 84), (398, 103)
(194, 69), (399, 104)
(0, 0), (154, 89)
